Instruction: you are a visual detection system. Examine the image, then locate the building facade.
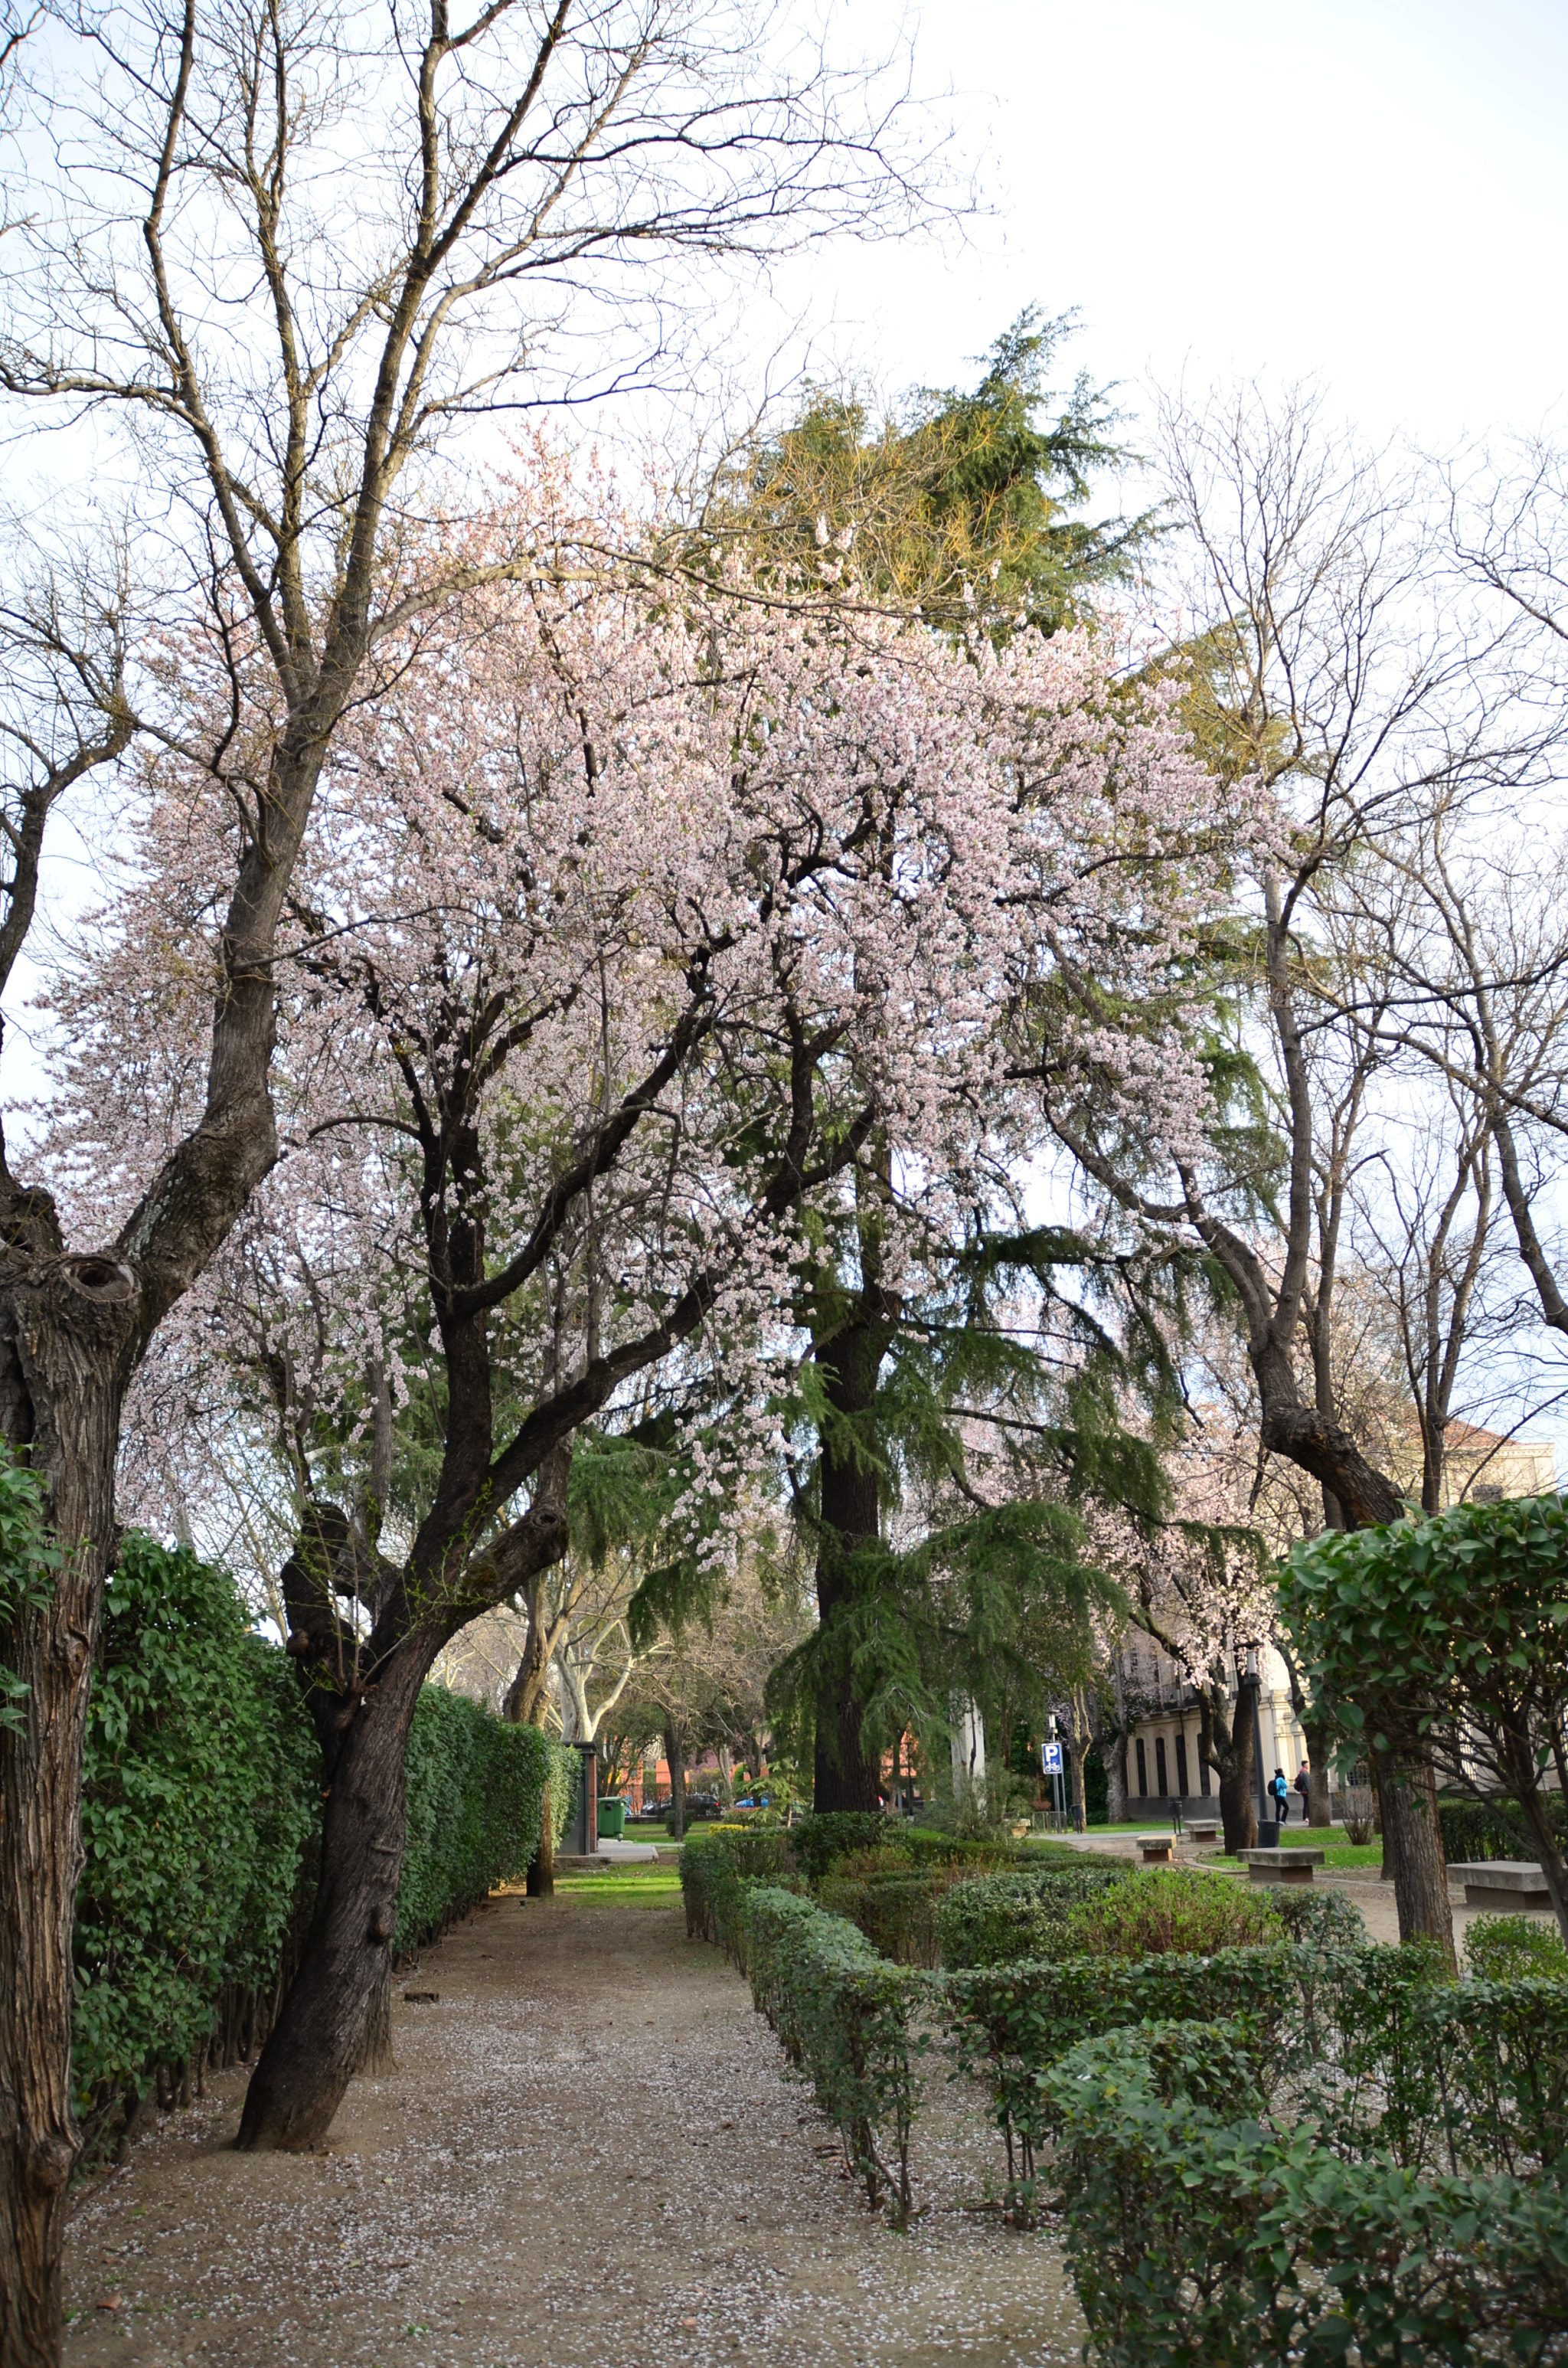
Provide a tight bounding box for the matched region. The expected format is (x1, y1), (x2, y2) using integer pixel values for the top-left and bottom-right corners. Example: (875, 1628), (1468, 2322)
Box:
(1118, 1427), (1558, 1820)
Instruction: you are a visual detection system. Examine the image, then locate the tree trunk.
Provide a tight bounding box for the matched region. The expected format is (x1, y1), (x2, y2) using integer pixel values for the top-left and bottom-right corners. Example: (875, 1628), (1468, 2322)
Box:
(664, 1724), (686, 1841)
(1304, 1715), (1334, 1827)
(237, 1644), (431, 2152)
(527, 1774), (554, 1899)
(812, 1312), (889, 1816)
(1101, 1738), (1128, 1825)
(0, 1272), (138, 2368)
(1374, 1746), (1456, 1974)
(1203, 1679), (1258, 1856)
(1066, 1736), (1089, 1833)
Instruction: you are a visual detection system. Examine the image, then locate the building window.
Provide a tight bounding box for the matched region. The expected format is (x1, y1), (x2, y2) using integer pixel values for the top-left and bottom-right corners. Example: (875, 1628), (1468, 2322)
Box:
(1136, 1735), (1148, 1796)
(1175, 1733), (1189, 1797)
(1155, 1735), (1168, 1797)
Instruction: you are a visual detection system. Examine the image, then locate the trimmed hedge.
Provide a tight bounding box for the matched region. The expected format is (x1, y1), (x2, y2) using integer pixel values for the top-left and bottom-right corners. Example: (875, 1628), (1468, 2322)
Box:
(936, 1865), (1131, 1968)
(741, 1886), (926, 2223)
(945, 1942), (1298, 2215)
(74, 1538), (560, 2154)
(1439, 1793), (1568, 1866)
(1047, 2014), (1568, 2366)
(74, 1538), (320, 2139)
(396, 1688), (564, 1952)
(1469, 1913), (1568, 1984)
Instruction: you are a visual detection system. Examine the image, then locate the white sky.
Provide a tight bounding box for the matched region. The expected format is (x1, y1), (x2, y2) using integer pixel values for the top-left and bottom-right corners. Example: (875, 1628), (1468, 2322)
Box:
(782, 0), (1568, 455)
(11, 0), (1568, 1470)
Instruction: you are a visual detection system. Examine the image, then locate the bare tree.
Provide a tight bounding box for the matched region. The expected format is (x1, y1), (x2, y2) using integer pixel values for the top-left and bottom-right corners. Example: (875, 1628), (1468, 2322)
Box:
(1031, 383), (1547, 1960)
(0, 5), (943, 2350)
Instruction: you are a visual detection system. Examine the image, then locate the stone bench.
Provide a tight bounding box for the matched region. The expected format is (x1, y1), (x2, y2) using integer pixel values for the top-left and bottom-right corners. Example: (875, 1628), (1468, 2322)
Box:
(1449, 1860), (1553, 1912)
(1136, 1833), (1177, 1864)
(1237, 1846), (1323, 1885)
(1184, 1821), (1220, 1845)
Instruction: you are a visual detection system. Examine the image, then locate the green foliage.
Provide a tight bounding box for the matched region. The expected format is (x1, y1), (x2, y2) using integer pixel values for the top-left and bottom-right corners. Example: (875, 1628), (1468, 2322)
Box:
(943, 1944), (1296, 2218)
(396, 1689), (557, 1952)
(1282, 1495), (1568, 1823)
(726, 309), (1148, 637)
(1468, 1915), (1568, 1984)
(1045, 2013), (1568, 2366)
(679, 1827), (799, 1953)
(818, 1858), (974, 1969)
(74, 1536), (319, 2109)
(0, 1447), (61, 1734)
(75, 1537), (560, 2137)
(1067, 1866), (1285, 1959)
(735, 1886), (927, 2225)
(1256, 1881), (1367, 1953)
(786, 1811), (897, 1882)
(1440, 1794), (1566, 1865)
(936, 1865), (1130, 1968)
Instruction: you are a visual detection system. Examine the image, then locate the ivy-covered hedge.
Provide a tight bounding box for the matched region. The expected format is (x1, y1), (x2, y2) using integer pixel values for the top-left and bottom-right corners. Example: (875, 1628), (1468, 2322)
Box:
(397, 1689), (567, 1951)
(73, 1537), (562, 2155)
(74, 1538), (320, 2137)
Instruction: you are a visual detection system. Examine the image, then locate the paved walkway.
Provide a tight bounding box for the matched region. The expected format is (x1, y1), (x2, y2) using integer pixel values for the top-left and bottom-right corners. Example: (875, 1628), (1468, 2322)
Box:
(64, 1886), (1083, 2368)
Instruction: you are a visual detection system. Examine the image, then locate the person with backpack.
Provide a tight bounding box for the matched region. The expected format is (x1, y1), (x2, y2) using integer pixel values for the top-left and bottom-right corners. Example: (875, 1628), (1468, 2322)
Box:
(1269, 1766), (1291, 1824)
(1295, 1761), (1312, 1817)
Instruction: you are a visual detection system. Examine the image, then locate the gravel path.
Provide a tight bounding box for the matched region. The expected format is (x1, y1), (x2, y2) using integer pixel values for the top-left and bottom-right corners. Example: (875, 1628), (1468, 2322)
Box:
(64, 1880), (1085, 2368)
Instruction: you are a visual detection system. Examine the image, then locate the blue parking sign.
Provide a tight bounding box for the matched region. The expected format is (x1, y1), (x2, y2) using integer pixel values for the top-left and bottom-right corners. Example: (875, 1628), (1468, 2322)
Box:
(1042, 1742), (1063, 1774)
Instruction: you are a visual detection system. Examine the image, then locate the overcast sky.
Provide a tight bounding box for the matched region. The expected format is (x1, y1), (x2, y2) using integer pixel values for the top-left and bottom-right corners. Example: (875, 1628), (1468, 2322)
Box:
(778, 0), (1568, 456)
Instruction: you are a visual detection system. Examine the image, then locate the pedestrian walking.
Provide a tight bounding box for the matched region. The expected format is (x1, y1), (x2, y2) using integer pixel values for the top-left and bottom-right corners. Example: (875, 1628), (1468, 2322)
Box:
(1270, 1766), (1291, 1824)
(1295, 1761), (1312, 1817)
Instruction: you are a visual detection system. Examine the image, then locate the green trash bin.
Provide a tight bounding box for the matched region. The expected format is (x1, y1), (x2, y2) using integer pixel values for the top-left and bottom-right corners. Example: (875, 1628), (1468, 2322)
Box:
(596, 1797), (626, 1840)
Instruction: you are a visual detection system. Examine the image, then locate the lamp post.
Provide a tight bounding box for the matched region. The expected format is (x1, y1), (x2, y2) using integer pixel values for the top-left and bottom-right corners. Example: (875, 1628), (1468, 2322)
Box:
(572, 1739), (598, 1856)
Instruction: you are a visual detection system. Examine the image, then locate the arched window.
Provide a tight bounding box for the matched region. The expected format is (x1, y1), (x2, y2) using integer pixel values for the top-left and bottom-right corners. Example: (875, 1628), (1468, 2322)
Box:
(1135, 1735), (1148, 1796)
(1155, 1735), (1168, 1797)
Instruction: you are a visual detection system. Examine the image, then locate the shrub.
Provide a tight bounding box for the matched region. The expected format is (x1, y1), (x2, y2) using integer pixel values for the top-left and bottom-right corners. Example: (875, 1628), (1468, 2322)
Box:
(786, 1812), (897, 1882)
(1439, 1795), (1556, 1866)
(74, 1538), (320, 2137)
(1259, 1881), (1366, 1953)
(936, 1865), (1129, 1968)
(739, 1886), (926, 2225)
(1468, 1912), (1568, 1984)
(943, 1944), (1296, 2217)
(396, 1688), (557, 1951)
(818, 1865), (978, 1968)
(1316, 1950), (1568, 2178)
(1340, 1784), (1376, 1845)
(1067, 1866), (1285, 1959)
(1045, 2016), (1568, 2366)
(680, 1827), (797, 1955)
(0, 1448), (60, 1736)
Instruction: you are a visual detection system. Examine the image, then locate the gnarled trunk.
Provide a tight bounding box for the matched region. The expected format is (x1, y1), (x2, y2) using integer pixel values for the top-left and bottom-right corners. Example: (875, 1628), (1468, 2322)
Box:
(1102, 1739), (1128, 1826)
(237, 1640), (433, 2152)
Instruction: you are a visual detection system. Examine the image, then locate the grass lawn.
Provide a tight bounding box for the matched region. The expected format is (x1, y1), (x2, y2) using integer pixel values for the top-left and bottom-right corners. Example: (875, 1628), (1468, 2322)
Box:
(552, 1865), (684, 1907)
(1207, 1836), (1384, 1871)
